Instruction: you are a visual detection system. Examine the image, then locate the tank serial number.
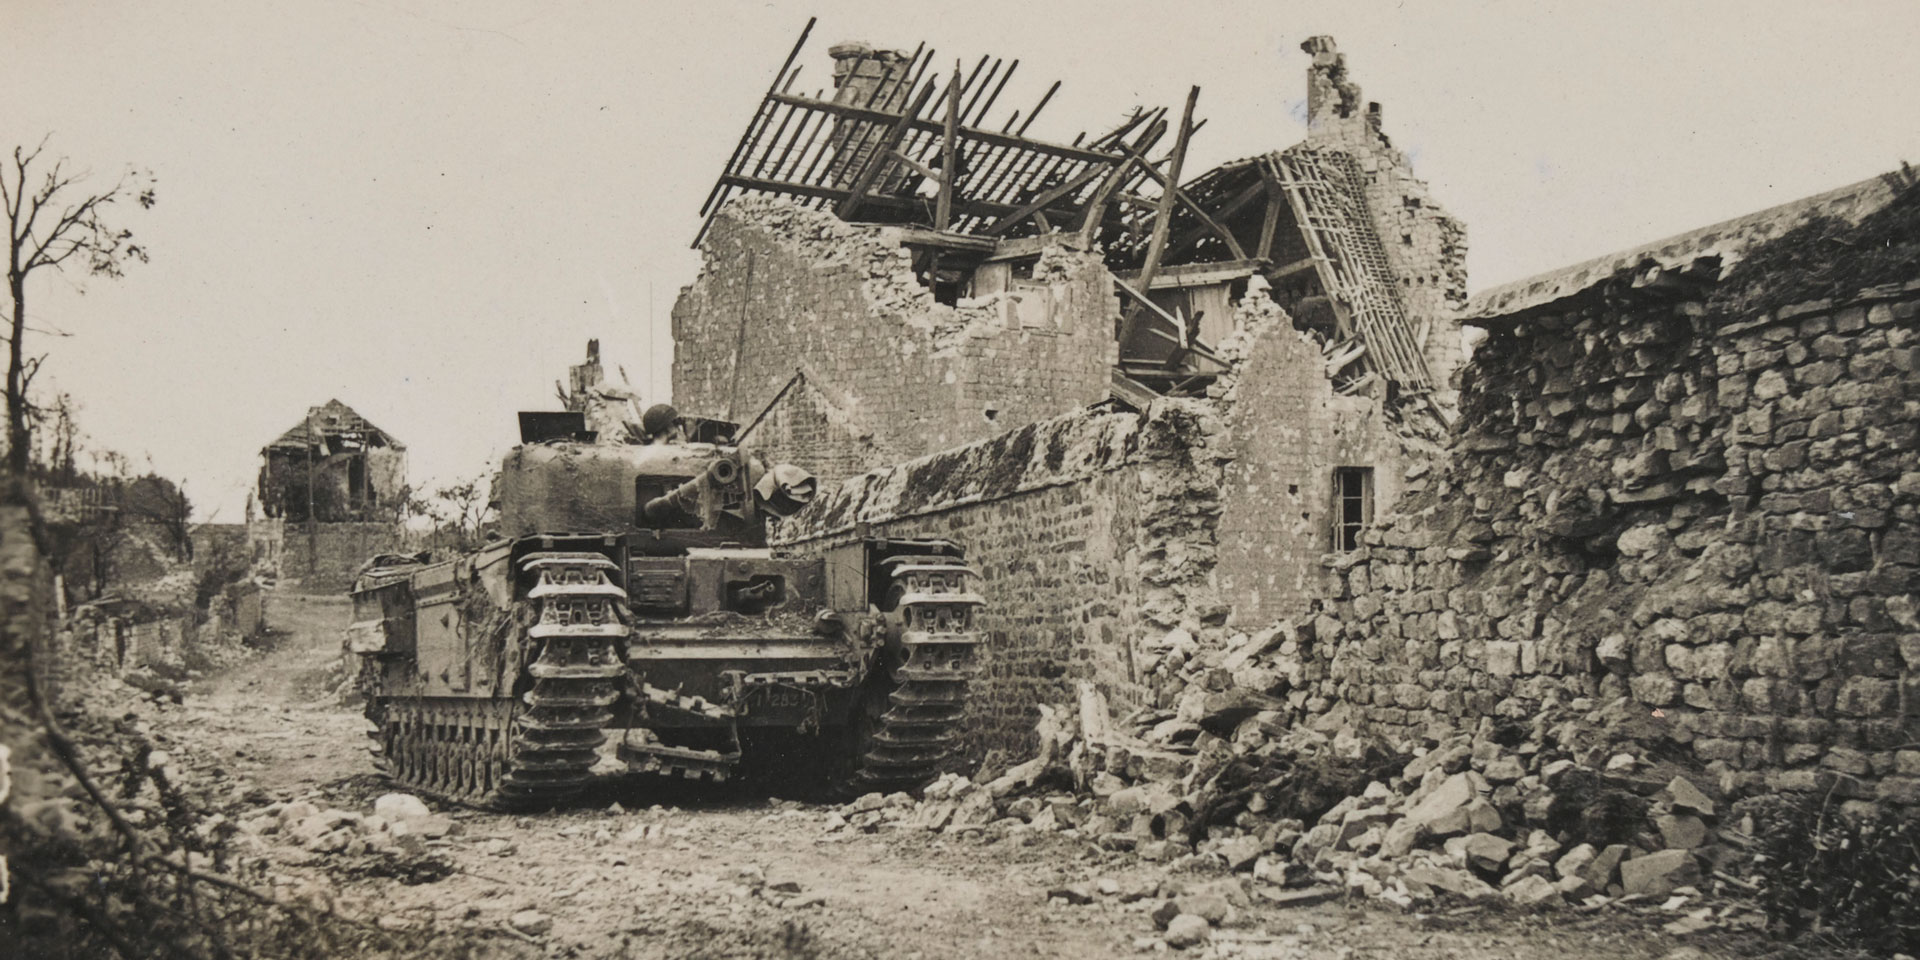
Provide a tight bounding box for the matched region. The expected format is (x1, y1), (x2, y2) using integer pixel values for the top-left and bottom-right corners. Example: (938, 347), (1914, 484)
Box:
(750, 687), (811, 709)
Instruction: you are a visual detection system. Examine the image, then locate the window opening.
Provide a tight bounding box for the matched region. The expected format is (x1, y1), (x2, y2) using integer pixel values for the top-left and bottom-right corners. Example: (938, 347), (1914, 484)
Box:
(1333, 467), (1373, 551)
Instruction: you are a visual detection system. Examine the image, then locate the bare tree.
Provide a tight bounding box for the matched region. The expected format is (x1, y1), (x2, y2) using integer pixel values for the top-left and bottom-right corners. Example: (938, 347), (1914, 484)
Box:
(426, 477), (495, 552)
(1, 137), (155, 474)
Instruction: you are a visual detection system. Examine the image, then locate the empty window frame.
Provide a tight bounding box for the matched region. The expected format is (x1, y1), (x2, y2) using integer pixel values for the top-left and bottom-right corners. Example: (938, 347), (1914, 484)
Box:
(1333, 466), (1373, 552)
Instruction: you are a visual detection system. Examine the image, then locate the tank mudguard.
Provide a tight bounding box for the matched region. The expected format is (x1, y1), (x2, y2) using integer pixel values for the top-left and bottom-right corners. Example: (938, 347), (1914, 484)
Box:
(397, 541), (517, 698)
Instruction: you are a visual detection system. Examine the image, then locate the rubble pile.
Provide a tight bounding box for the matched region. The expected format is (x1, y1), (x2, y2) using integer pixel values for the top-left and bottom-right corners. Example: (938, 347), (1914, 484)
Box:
(834, 668), (1777, 940)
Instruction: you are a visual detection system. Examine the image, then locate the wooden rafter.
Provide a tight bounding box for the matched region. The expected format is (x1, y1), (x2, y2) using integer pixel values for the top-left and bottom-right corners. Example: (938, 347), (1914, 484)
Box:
(1120, 141), (1245, 260)
(1255, 169), (1285, 261)
(1116, 86), (1199, 350)
(836, 80), (938, 220)
(1162, 177), (1267, 263)
(982, 160), (1111, 236)
(694, 24), (1195, 247)
(936, 62), (961, 229)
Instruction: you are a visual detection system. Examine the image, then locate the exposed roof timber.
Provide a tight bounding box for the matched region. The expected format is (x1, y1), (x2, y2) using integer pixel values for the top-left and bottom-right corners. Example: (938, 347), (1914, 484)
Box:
(693, 22), (1199, 247)
(1113, 274), (1230, 369)
(267, 400), (404, 452)
(1118, 140), (1245, 260)
(1113, 258), (1266, 289)
(1271, 145), (1432, 390)
(1116, 86), (1201, 352)
(719, 174), (1099, 226)
(877, 226), (1000, 254)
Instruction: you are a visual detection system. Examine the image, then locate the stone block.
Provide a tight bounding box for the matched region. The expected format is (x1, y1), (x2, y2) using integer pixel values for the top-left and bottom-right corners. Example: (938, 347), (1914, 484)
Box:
(1619, 849), (1700, 897)
(1583, 844), (1629, 889)
(1655, 813), (1709, 849)
(1665, 776), (1716, 817)
(1554, 843), (1596, 880)
(1405, 772), (1476, 832)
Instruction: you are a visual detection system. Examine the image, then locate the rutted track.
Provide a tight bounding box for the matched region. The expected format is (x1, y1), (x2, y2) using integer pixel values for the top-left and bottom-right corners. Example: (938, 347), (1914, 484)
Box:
(368, 553), (630, 809)
(855, 554), (985, 791)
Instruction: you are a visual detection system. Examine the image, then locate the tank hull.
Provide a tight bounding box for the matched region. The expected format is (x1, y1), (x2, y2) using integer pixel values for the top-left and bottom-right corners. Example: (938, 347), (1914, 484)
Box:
(350, 525), (983, 807)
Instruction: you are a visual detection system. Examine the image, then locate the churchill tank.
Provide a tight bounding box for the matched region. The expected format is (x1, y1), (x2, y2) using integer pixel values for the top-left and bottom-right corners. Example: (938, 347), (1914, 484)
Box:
(345, 367), (983, 809)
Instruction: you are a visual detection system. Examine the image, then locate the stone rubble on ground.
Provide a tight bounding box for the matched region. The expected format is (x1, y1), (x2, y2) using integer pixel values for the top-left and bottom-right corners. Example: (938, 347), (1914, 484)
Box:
(831, 676), (1777, 945)
(237, 791), (463, 857)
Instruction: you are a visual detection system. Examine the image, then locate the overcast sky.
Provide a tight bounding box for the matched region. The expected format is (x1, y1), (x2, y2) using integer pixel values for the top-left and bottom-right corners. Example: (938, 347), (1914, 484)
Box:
(6, 0), (1917, 521)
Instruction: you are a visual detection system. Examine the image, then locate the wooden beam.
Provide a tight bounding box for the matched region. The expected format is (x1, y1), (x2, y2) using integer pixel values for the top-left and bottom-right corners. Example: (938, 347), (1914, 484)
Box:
(1268, 255), (1316, 280)
(936, 62), (962, 230)
(1255, 176), (1285, 261)
(982, 160), (1111, 236)
(1119, 141), (1244, 260)
(1163, 177), (1267, 262)
(889, 149), (944, 185)
(836, 80), (940, 220)
(1117, 86), (1199, 349)
(721, 173), (1091, 226)
(1075, 119), (1164, 244)
(766, 90), (1120, 167)
(883, 226), (999, 254)
(1113, 258), (1266, 289)
(1109, 368), (1162, 408)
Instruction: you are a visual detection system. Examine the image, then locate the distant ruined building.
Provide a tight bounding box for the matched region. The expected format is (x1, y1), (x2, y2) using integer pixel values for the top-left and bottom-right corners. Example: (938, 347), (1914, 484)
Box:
(255, 399), (408, 523)
(249, 399), (408, 591)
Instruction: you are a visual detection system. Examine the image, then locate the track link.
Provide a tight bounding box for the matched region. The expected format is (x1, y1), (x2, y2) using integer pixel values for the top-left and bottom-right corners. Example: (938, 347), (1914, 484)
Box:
(369, 552), (629, 809)
(854, 556), (984, 791)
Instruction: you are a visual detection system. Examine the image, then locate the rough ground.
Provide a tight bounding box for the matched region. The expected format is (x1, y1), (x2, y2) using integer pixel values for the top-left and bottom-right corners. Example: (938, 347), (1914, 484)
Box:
(128, 591), (1825, 959)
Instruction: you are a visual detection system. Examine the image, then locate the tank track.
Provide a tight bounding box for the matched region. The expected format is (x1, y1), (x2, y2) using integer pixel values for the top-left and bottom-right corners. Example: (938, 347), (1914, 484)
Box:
(853, 555), (985, 791)
(370, 552), (629, 809)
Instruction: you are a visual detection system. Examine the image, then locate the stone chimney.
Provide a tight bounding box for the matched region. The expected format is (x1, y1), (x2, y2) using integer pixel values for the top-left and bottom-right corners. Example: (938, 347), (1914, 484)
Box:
(1301, 36), (1379, 140)
(827, 42), (914, 189)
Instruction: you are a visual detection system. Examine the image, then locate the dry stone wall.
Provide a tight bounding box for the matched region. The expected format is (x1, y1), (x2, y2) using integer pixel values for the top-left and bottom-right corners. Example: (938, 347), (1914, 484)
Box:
(1289, 271), (1920, 812)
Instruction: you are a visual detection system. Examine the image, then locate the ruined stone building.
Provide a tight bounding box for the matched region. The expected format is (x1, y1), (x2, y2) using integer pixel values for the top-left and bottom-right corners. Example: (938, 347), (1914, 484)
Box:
(248, 399), (408, 589)
(256, 399), (407, 522)
(675, 27), (1467, 752)
(1294, 172), (1920, 813)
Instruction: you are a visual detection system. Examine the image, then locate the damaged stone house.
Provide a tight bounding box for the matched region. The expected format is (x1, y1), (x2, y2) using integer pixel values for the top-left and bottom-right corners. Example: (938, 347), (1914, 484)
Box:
(248, 399), (409, 589)
(673, 25), (1466, 752)
(1292, 171), (1920, 812)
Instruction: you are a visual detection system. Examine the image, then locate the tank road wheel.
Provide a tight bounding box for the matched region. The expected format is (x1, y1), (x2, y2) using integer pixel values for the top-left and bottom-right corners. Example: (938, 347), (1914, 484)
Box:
(837, 554), (985, 795)
(365, 552), (631, 810)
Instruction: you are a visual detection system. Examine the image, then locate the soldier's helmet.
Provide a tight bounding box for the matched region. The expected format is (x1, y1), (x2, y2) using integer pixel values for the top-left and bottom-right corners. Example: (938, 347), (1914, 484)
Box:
(641, 403), (680, 437)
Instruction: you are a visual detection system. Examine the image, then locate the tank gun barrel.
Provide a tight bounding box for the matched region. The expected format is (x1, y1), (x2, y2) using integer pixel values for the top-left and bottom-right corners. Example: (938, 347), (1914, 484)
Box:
(642, 457), (739, 525)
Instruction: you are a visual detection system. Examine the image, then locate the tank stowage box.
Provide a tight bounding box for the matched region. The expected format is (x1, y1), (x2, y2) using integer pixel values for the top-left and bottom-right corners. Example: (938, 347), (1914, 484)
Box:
(347, 417), (982, 809)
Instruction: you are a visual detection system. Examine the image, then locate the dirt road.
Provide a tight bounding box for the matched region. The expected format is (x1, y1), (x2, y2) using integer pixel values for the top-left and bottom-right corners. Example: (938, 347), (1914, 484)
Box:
(136, 590), (1763, 959)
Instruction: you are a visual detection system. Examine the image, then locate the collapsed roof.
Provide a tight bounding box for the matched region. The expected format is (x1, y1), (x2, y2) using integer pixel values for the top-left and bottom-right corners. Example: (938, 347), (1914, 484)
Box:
(699, 23), (1444, 397)
(264, 399), (404, 453)
(694, 19), (1197, 249)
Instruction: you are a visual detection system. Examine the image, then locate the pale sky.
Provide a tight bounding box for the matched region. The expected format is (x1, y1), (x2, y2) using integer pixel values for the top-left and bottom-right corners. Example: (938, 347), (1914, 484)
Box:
(5, 0), (1917, 520)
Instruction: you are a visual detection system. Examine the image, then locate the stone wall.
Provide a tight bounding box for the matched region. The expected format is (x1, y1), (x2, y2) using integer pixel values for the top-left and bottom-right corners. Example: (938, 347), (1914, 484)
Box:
(672, 197), (1118, 489)
(1210, 293), (1429, 629)
(773, 401), (1228, 758)
(250, 519), (404, 594)
(1288, 269), (1920, 812)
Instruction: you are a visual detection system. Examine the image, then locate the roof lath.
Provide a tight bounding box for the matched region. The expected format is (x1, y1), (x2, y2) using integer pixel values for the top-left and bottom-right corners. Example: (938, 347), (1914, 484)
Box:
(693, 18), (1195, 247)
